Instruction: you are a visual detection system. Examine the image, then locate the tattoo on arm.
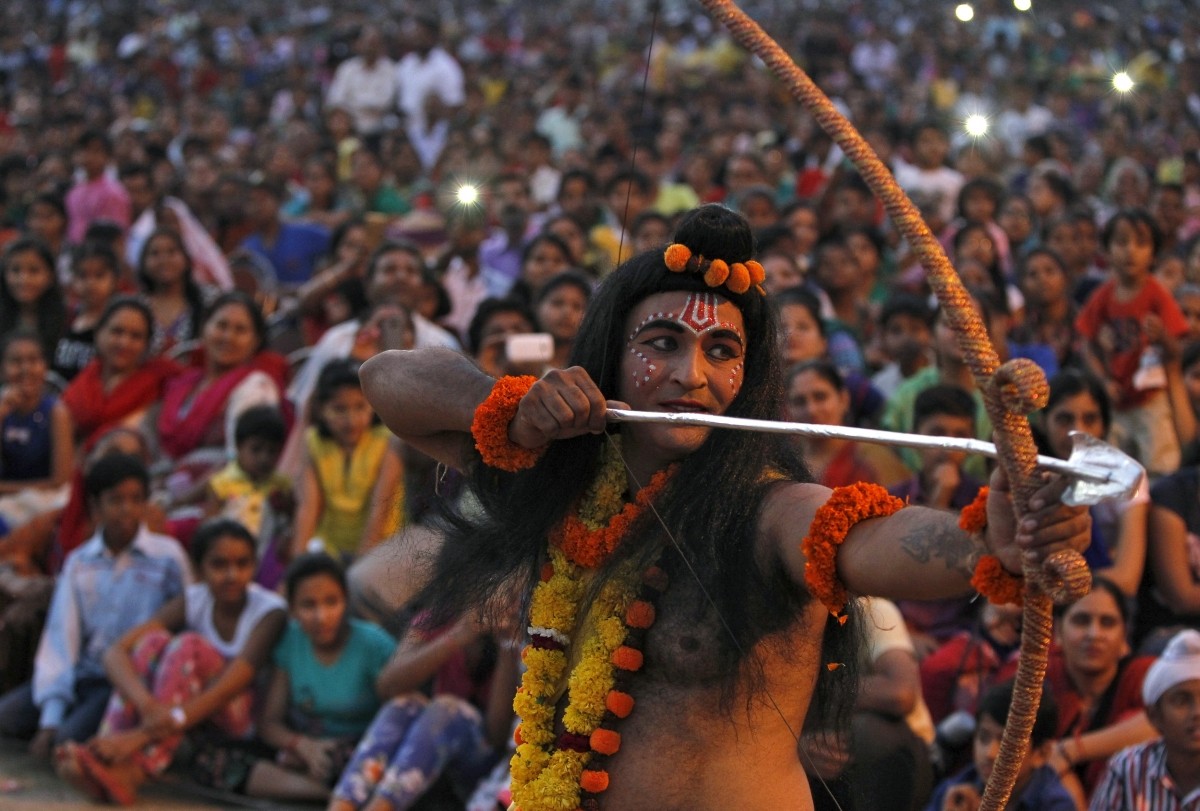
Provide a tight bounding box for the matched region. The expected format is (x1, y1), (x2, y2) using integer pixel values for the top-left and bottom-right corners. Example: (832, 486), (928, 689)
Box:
(898, 513), (982, 581)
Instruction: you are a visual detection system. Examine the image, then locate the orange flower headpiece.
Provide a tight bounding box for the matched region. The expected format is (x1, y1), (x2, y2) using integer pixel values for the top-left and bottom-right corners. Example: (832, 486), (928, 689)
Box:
(663, 242), (766, 296)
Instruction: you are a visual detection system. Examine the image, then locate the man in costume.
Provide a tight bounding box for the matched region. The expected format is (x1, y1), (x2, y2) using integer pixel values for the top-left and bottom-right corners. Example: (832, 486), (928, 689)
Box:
(361, 205), (1090, 811)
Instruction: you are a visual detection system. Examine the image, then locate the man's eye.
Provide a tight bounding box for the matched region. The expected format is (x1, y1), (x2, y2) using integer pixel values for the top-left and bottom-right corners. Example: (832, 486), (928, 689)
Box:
(646, 336), (676, 351)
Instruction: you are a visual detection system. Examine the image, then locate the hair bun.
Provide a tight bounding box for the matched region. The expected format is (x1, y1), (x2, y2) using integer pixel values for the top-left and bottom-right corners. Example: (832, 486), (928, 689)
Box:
(672, 205), (754, 266)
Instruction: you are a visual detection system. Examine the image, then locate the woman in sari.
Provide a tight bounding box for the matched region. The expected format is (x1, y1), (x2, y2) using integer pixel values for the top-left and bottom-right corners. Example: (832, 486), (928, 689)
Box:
(156, 292), (287, 491)
(63, 297), (179, 449)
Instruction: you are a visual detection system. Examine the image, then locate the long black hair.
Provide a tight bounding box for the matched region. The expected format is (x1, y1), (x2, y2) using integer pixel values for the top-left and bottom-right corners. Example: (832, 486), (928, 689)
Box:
(137, 227), (206, 341)
(0, 236), (67, 361)
(422, 205), (858, 716)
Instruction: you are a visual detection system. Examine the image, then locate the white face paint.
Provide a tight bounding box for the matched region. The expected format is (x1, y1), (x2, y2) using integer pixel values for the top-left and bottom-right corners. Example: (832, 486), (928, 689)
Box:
(617, 290), (748, 466)
(625, 292), (745, 389)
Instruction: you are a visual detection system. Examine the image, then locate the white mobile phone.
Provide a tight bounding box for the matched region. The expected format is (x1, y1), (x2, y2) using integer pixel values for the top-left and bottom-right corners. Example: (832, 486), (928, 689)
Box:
(505, 333), (555, 364)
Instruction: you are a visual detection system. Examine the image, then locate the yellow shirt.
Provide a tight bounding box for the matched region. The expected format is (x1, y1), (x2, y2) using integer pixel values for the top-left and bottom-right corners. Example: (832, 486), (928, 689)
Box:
(209, 461), (292, 539)
(306, 425), (403, 556)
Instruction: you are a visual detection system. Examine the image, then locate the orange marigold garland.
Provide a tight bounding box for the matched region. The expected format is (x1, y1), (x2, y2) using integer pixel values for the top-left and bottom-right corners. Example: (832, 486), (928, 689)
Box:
(958, 486), (990, 534)
(957, 486), (1024, 606)
(470, 376), (547, 472)
(972, 555), (1025, 606)
(801, 482), (905, 619)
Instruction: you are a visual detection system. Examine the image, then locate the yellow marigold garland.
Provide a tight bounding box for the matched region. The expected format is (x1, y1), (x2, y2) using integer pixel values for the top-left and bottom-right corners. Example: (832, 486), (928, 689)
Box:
(511, 441), (675, 811)
(801, 482), (905, 619)
(471, 375), (547, 471)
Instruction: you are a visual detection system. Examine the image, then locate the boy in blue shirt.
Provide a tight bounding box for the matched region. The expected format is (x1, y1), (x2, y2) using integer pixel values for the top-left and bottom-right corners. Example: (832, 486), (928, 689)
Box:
(925, 679), (1074, 811)
(0, 454), (189, 758)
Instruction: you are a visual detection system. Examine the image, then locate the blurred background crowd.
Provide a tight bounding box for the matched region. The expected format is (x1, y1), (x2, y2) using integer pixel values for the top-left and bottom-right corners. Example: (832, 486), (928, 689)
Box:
(1, 0), (1200, 809)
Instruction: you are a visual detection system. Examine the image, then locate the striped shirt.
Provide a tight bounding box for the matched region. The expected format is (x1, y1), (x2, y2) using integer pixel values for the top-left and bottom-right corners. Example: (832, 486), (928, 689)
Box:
(1090, 740), (1200, 811)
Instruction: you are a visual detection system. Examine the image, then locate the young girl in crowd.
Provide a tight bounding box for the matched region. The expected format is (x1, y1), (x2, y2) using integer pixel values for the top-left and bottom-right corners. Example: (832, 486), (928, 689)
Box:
(205, 406), (293, 587)
(1036, 370), (1147, 596)
(1076, 209), (1190, 476)
(62, 297), (179, 449)
(784, 359), (892, 488)
(327, 605), (522, 811)
(58, 519), (287, 805)
(774, 286), (884, 426)
(292, 360), (404, 561)
(137, 227), (208, 355)
(24, 194), (69, 268)
(0, 237), (68, 364)
(510, 233), (573, 305)
(1013, 248), (1079, 371)
(241, 553), (395, 802)
(0, 330), (73, 534)
(54, 242), (121, 381)
(534, 270), (591, 370)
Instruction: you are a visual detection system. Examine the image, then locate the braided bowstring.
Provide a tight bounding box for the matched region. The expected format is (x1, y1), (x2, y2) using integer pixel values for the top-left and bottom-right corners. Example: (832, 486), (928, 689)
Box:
(694, 1), (1091, 807)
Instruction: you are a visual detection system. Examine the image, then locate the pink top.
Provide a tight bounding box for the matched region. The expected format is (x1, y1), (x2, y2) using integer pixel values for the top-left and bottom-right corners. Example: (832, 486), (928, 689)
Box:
(66, 174), (131, 244)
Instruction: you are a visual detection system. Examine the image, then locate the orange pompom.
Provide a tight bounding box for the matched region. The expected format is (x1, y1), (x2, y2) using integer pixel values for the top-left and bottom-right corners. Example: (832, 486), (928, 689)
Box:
(625, 600), (655, 629)
(605, 690), (635, 718)
(704, 258), (730, 287)
(745, 260), (766, 285)
(590, 728), (621, 756)
(580, 769), (610, 793)
(726, 262), (751, 294)
(664, 243), (691, 272)
(611, 645), (643, 671)
(514, 725), (524, 745)
(642, 566), (669, 592)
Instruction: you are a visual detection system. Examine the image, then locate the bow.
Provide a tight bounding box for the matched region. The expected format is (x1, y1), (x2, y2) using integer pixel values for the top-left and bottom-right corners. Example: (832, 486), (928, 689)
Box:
(694, 2), (1092, 807)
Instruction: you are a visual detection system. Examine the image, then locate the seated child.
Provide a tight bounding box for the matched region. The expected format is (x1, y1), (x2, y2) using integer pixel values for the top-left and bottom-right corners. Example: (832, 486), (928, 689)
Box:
(890, 384), (985, 653)
(240, 553), (395, 802)
(1090, 629), (1200, 811)
(0, 329), (74, 530)
(0, 454), (190, 758)
(924, 680), (1074, 811)
(293, 360), (404, 561)
(56, 519), (286, 805)
(205, 405), (293, 588)
(328, 606), (522, 811)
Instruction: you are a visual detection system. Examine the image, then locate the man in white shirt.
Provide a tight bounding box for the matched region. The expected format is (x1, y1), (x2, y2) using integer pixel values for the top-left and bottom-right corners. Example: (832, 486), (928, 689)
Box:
(326, 29), (397, 140)
(893, 121), (965, 227)
(394, 16), (464, 170)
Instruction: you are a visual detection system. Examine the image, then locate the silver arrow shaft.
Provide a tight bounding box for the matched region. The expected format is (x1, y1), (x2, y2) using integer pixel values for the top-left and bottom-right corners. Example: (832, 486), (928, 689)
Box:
(606, 408), (1110, 485)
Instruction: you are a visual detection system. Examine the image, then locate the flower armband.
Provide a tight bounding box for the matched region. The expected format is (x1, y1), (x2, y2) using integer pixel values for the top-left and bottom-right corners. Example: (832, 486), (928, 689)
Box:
(959, 487), (1024, 605)
(471, 375), (547, 472)
(802, 482), (905, 620)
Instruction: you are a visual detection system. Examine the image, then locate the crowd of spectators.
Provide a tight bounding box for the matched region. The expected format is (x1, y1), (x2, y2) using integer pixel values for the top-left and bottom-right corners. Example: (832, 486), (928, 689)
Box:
(2, 0), (1200, 808)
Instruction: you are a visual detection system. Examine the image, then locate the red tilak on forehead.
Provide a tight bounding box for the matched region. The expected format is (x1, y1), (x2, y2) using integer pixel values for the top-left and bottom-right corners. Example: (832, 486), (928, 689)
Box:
(679, 292), (720, 333)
